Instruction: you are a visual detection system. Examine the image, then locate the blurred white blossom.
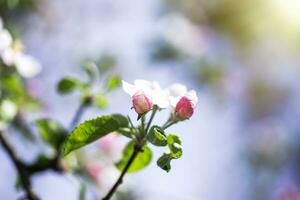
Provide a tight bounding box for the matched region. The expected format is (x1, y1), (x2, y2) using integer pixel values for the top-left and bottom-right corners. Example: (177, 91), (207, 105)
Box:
(14, 54), (42, 78)
(0, 29), (12, 53)
(158, 13), (204, 57)
(0, 100), (18, 121)
(0, 17), (42, 78)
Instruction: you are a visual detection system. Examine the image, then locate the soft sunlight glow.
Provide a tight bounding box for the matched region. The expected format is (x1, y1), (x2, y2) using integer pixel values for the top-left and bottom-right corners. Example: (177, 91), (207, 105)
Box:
(271, 0), (300, 28)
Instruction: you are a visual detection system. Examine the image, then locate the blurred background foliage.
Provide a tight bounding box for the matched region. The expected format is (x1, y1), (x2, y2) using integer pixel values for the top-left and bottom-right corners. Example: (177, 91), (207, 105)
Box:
(1, 0), (300, 199)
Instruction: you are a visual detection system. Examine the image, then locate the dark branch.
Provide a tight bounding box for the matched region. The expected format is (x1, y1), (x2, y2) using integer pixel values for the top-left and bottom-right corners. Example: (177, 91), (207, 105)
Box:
(102, 145), (140, 200)
(0, 130), (38, 200)
(27, 156), (63, 175)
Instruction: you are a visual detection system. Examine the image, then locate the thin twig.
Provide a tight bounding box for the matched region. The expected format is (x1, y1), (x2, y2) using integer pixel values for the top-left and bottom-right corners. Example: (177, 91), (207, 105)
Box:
(27, 156), (63, 175)
(102, 145), (140, 200)
(0, 130), (38, 200)
(162, 120), (178, 130)
(141, 116), (146, 135)
(69, 102), (87, 131)
(145, 107), (157, 134)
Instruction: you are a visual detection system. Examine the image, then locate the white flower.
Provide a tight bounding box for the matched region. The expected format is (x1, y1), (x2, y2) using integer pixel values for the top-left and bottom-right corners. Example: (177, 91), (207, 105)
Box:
(0, 100), (17, 121)
(122, 80), (169, 108)
(2, 47), (42, 78)
(0, 29), (12, 53)
(0, 19), (42, 78)
(1, 48), (17, 66)
(166, 83), (198, 107)
(14, 54), (42, 78)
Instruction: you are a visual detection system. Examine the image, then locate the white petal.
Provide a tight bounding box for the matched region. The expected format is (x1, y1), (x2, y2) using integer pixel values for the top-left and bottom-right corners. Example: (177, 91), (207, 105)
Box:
(15, 54), (42, 78)
(151, 81), (161, 90)
(0, 29), (12, 52)
(186, 90), (198, 105)
(1, 48), (17, 66)
(134, 80), (161, 91)
(134, 80), (153, 91)
(152, 90), (169, 108)
(169, 96), (181, 107)
(122, 80), (136, 96)
(0, 100), (17, 120)
(167, 83), (187, 98)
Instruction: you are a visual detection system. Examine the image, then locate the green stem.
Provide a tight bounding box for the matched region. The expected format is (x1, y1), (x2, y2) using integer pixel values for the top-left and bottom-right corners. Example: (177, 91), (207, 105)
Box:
(162, 120), (178, 130)
(145, 107), (157, 134)
(141, 116), (146, 135)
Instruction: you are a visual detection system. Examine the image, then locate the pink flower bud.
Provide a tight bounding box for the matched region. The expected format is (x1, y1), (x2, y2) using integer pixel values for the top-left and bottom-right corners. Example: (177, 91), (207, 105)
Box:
(175, 96), (196, 120)
(132, 91), (152, 114)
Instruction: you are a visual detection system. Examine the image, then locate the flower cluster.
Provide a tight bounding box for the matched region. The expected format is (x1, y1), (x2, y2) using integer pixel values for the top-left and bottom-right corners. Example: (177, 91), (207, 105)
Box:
(61, 79), (198, 198)
(0, 18), (41, 78)
(122, 79), (198, 120)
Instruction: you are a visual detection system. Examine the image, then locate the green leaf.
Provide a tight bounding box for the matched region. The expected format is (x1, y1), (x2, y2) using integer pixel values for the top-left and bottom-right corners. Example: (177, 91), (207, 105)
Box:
(111, 114), (129, 127)
(57, 77), (85, 94)
(63, 114), (128, 156)
(1, 74), (25, 104)
(95, 93), (108, 109)
(115, 141), (152, 173)
(157, 153), (172, 172)
(147, 125), (167, 146)
(35, 119), (67, 150)
(106, 75), (121, 91)
(117, 127), (133, 138)
(167, 134), (183, 159)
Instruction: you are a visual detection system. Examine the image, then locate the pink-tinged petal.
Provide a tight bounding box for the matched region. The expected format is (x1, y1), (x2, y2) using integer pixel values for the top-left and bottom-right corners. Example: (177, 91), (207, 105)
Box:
(132, 91), (153, 114)
(97, 134), (117, 152)
(175, 95), (197, 120)
(87, 163), (103, 179)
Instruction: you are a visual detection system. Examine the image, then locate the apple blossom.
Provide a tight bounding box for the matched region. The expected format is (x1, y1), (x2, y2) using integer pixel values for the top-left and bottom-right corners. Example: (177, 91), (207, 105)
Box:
(0, 29), (12, 53)
(14, 54), (42, 78)
(0, 19), (42, 78)
(175, 97), (194, 119)
(2, 49), (42, 78)
(166, 83), (198, 120)
(166, 83), (188, 107)
(175, 90), (198, 120)
(62, 79), (198, 199)
(122, 80), (169, 109)
(132, 91), (153, 114)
